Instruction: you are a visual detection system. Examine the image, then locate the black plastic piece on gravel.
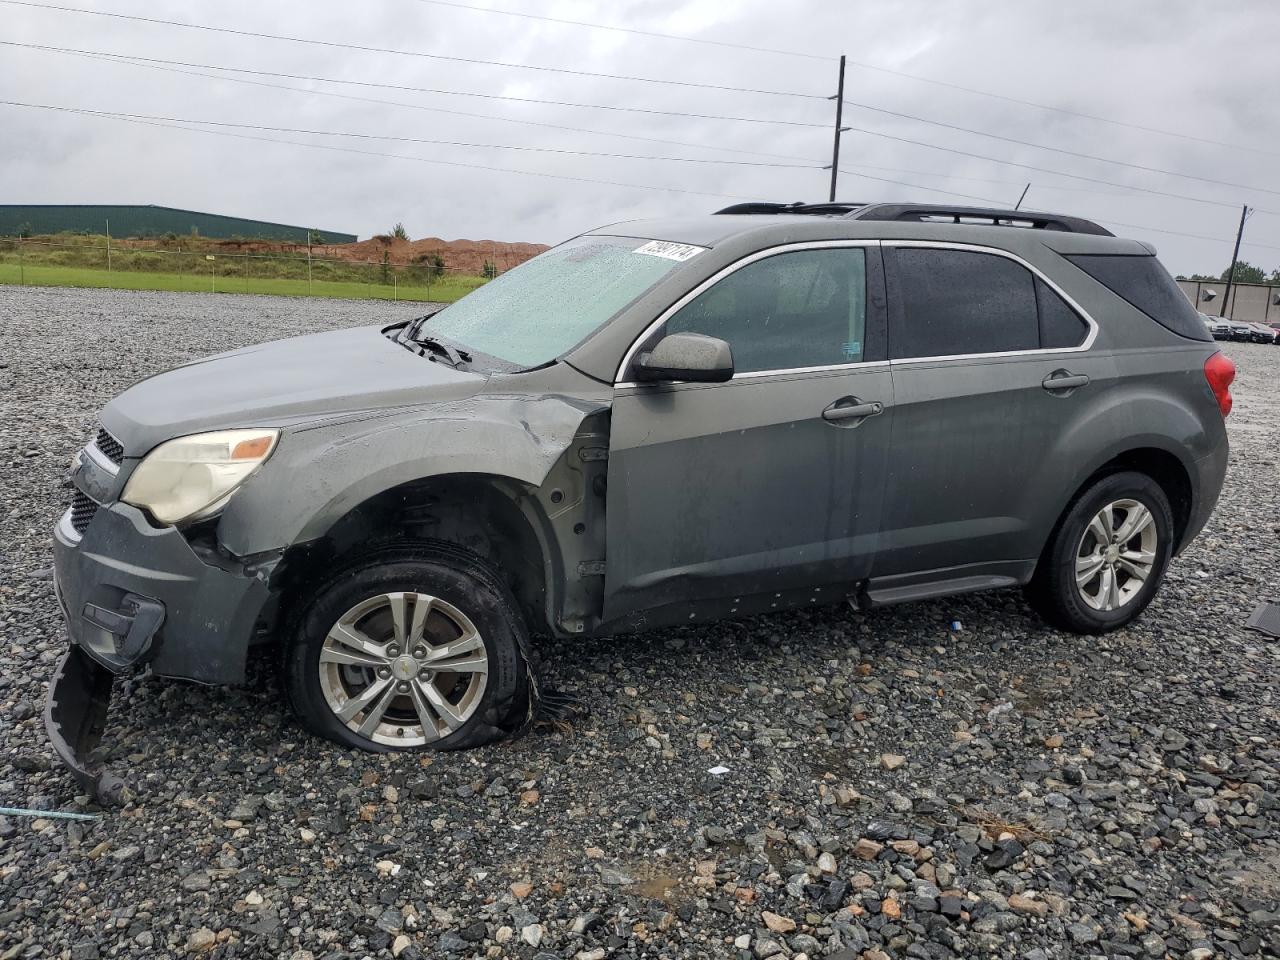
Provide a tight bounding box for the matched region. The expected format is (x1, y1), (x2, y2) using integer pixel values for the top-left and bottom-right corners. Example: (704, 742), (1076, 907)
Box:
(1245, 600), (1280, 638)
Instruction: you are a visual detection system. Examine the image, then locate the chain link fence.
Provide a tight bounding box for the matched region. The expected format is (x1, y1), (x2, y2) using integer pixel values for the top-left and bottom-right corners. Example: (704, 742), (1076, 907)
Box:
(0, 237), (492, 303)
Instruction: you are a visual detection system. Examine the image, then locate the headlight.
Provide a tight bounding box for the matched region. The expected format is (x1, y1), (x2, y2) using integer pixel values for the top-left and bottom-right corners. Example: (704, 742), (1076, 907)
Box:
(121, 429), (278, 525)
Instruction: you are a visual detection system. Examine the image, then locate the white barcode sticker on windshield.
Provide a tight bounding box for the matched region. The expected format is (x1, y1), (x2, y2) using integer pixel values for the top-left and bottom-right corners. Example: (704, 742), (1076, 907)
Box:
(633, 240), (706, 262)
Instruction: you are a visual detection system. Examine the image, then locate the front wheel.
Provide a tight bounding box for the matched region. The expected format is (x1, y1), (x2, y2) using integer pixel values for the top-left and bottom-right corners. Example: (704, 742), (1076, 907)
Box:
(283, 545), (530, 752)
(1026, 471), (1174, 634)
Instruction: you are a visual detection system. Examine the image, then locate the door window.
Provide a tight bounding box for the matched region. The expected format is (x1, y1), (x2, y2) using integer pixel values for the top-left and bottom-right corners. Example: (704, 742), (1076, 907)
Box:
(665, 247), (867, 373)
(890, 248), (1039, 359)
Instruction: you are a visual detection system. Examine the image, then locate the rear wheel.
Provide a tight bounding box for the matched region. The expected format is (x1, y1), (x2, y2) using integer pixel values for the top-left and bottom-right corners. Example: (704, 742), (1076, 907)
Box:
(1027, 471), (1174, 634)
(284, 545), (530, 751)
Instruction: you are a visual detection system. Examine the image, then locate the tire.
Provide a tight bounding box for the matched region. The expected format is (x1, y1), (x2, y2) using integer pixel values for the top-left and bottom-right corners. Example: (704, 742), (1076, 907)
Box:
(283, 543), (530, 752)
(1026, 471), (1174, 634)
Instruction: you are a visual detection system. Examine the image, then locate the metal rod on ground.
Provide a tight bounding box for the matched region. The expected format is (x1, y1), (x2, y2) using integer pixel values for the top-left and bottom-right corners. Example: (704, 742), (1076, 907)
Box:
(105, 219), (112, 273)
(0, 806), (101, 822)
(827, 54), (847, 203)
(307, 236), (313, 295)
(18, 236), (23, 285)
(394, 271), (397, 301)
(1221, 203), (1252, 318)
(1015, 183), (1031, 210)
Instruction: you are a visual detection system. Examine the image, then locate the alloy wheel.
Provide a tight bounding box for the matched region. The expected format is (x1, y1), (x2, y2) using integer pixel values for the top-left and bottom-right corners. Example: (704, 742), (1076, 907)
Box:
(318, 591), (488, 746)
(1075, 498), (1158, 612)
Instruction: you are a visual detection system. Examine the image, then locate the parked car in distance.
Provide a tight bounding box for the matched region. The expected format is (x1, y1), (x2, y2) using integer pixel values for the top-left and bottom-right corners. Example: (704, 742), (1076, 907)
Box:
(1269, 322), (1280, 343)
(1247, 322), (1278, 344)
(46, 201), (1235, 801)
(1202, 313), (1232, 340)
(1229, 320), (1253, 341)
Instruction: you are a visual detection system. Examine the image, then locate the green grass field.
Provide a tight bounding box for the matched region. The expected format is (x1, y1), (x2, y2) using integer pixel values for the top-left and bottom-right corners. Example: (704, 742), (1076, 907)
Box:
(0, 261), (486, 303)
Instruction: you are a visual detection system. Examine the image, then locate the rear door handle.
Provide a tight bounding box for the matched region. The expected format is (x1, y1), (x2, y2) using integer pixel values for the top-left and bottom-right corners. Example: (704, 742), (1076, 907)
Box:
(1042, 371), (1090, 392)
(822, 398), (884, 423)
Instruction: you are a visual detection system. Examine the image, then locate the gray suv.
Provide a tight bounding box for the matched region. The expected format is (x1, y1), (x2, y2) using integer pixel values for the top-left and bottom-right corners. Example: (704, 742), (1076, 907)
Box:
(47, 202), (1234, 799)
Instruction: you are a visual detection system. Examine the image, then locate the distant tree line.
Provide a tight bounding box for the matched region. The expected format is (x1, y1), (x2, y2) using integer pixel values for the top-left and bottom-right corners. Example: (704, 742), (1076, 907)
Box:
(1178, 261), (1280, 284)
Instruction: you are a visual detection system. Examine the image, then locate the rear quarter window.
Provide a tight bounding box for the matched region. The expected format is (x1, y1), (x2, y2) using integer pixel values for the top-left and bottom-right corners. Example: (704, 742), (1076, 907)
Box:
(1066, 254), (1211, 342)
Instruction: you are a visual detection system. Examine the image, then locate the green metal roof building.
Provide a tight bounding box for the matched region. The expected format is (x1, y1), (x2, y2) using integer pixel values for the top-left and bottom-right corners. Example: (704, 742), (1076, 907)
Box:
(0, 204), (356, 243)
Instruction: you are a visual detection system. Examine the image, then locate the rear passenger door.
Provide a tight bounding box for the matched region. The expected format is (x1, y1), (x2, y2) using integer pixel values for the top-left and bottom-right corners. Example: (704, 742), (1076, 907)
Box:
(875, 242), (1115, 583)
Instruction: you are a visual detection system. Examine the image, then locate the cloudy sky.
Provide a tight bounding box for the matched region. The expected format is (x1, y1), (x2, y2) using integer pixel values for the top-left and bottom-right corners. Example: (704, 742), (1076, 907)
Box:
(4, 0), (1280, 275)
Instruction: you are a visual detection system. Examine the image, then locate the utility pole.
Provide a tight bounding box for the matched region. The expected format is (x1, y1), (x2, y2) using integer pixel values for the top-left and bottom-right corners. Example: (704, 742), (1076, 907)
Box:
(1220, 203), (1252, 318)
(827, 55), (847, 203)
(1014, 183), (1031, 210)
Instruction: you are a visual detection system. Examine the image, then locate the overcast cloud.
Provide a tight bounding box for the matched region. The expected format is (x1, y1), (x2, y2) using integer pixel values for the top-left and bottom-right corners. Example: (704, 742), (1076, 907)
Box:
(4, 0), (1279, 275)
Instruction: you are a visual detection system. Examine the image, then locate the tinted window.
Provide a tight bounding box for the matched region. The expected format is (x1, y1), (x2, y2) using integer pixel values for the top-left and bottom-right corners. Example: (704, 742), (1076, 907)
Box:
(1036, 278), (1089, 348)
(666, 248), (866, 373)
(891, 248), (1038, 359)
(1067, 254), (1211, 342)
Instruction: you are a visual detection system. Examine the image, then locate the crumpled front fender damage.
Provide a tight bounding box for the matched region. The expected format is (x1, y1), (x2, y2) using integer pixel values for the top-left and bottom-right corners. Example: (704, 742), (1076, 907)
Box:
(217, 393), (610, 557)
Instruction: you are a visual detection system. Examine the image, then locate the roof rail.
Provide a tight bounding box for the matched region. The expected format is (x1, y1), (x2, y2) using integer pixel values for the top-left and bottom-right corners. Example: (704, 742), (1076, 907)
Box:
(714, 201), (868, 217)
(848, 202), (1113, 236)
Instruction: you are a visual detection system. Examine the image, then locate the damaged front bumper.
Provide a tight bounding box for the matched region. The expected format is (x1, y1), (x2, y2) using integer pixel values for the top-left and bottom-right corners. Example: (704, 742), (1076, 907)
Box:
(44, 647), (127, 804)
(46, 498), (276, 801)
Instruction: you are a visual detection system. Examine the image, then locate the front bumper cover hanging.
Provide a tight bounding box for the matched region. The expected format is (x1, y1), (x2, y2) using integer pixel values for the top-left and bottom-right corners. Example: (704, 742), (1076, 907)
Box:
(44, 647), (127, 805)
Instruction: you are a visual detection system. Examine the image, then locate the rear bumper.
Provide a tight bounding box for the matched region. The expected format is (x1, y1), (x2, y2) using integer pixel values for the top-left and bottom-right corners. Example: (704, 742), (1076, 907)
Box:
(1181, 442), (1229, 552)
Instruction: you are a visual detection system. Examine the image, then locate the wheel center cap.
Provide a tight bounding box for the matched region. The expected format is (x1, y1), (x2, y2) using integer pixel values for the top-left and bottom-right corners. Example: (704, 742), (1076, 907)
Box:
(390, 655), (418, 681)
(1105, 545), (1120, 563)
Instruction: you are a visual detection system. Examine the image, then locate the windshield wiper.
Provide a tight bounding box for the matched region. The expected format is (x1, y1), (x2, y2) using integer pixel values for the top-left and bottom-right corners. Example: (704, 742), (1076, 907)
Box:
(413, 335), (472, 369)
(404, 307), (445, 343)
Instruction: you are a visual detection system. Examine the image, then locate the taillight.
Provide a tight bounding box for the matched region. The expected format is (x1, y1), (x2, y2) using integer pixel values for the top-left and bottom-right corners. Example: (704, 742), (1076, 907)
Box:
(1203, 351), (1236, 417)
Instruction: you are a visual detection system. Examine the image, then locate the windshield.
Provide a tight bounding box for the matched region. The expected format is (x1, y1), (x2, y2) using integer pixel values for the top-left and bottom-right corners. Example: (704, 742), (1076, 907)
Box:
(418, 235), (700, 366)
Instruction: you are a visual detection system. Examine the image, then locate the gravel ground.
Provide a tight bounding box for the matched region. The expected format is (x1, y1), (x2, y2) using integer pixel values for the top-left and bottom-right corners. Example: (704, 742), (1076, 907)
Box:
(1, 285), (1278, 960)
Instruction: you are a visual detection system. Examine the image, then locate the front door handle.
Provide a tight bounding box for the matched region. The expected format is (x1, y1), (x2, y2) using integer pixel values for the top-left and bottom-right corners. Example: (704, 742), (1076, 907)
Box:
(822, 397), (884, 424)
(1042, 371), (1090, 393)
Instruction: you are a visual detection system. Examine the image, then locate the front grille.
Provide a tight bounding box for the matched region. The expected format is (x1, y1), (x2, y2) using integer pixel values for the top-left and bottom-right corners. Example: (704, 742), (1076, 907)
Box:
(94, 427), (124, 465)
(70, 490), (100, 535)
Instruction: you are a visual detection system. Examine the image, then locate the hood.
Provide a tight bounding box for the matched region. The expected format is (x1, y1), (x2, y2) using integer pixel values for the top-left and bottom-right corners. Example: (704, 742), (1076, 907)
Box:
(101, 325), (487, 455)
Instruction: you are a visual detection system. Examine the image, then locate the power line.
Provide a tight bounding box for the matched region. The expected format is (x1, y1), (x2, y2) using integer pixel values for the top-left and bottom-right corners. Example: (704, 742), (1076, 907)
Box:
(842, 124), (1280, 207)
(836, 171), (1004, 205)
(0, 98), (817, 169)
(1088, 217), (1280, 254)
(22, 43), (821, 164)
(1, 97), (1022, 207)
(408, 0), (827, 61)
(0, 0), (827, 100)
(0, 41), (829, 129)
(9, 41), (1141, 201)
(0, 101), (757, 200)
(400, 0), (1274, 159)
(842, 98), (1277, 197)
(6, 106), (1277, 257)
(7, 41), (1209, 211)
(837, 62), (1280, 159)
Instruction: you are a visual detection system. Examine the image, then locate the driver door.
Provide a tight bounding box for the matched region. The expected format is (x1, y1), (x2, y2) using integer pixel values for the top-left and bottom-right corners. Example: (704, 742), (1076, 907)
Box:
(602, 242), (894, 626)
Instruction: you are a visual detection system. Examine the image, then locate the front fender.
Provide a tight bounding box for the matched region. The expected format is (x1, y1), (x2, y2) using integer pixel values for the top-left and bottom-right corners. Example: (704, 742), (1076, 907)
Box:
(216, 394), (608, 556)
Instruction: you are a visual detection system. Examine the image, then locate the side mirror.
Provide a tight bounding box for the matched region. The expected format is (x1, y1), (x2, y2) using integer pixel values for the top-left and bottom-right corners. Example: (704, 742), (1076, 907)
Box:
(633, 332), (734, 383)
